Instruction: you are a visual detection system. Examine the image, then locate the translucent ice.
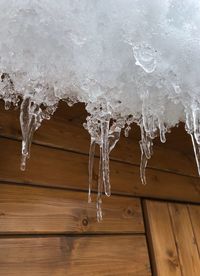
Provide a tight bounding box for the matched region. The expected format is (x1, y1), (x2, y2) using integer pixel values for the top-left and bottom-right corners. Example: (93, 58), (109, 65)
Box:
(133, 44), (157, 73)
(0, 0), (200, 218)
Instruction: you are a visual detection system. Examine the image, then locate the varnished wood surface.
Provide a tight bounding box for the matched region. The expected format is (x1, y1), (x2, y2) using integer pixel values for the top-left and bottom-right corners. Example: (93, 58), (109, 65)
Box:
(143, 200), (182, 276)
(0, 183), (144, 234)
(0, 101), (197, 177)
(0, 137), (199, 203)
(169, 203), (200, 276)
(144, 200), (200, 276)
(0, 235), (151, 276)
(0, 102), (200, 276)
(188, 205), (200, 252)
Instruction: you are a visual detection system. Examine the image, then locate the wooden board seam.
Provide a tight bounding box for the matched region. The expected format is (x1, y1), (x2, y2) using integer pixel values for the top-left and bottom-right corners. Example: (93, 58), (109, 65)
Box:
(0, 134), (198, 180)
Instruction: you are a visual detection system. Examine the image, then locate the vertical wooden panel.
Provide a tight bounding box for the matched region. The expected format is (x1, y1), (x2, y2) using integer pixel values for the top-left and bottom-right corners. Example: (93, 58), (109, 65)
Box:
(168, 203), (200, 276)
(144, 200), (182, 276)
(0, 236), (151, 276)
(188, 205), (200, 253)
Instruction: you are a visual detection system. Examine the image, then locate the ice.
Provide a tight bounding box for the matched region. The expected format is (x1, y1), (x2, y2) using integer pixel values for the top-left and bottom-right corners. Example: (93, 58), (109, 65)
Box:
(133, 44), (157, 73)
(0, 0), (200, 218)
(88, 138), (96, 203)
(20, 97), (57, 170)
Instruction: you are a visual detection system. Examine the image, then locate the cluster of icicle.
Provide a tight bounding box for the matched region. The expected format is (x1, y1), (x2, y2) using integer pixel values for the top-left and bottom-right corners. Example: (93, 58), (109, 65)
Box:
(1, 0), (200, 220)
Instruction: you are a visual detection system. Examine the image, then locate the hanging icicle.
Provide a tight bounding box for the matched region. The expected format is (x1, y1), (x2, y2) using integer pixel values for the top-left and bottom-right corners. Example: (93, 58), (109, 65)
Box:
(139, 122), (153, 185)
(20, 97), (57, 171)
(101, 118), (111, 197)
(88, 138), (96, 203)
(20, 98), (42, 171)
(185, 108), (200, 176)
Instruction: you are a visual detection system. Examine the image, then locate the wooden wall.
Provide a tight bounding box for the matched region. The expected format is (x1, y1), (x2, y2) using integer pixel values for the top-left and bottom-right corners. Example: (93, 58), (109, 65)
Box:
(144, 200), (200, 276)
(0, 101), (199, 275)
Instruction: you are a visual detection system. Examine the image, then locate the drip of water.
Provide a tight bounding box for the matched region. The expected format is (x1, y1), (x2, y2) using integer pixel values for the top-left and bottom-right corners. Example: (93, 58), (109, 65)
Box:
(88, 138), (96, 203)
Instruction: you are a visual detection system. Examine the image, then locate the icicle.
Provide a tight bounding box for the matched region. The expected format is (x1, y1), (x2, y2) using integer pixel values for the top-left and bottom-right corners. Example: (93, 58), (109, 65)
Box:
(124, 126), (131, 137)
(139, 140), (148, 185)
(109, 125), (121, 152)
(190, 132), (200, 175)
(20, 97), (41, 171)
(159, 128), (166, 143)
(185, 108), (200, 176)
(101, 119), (111, 197)
(192, 107), (200, 145)
(124, 115), (133, 137)
(96, 148), (103, 222)
(4, 100), (11, 110)
(88, 137), (96, 203)
(139, 123), (153, 185)
(85, 110), (123, 220)
(159, 121), (167, 143)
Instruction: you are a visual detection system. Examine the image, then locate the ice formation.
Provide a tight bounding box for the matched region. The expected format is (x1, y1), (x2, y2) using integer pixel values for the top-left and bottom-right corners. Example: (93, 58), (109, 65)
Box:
(0, 0), (200, 220)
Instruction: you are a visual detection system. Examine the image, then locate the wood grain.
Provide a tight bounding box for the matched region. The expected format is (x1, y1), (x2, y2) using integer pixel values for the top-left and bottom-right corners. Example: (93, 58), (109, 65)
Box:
(0, 137), (199, 203)
(0, 235), (151, 276)
(143, 200), (182, 276)
(0, 183), (144, 234)
(169, 203), (200, 276)
(0, 101), (197, 177)
(188, 205), (200, 253)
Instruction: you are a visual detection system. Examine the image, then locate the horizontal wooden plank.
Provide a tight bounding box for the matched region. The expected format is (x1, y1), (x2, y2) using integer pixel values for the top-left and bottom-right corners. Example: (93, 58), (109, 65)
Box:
(143, 200), (182, 276)
(0, 235), (151, 276)
(0, 183), (144, 234)
(0, 137), (199, 203)
(0, 101), (197, 177)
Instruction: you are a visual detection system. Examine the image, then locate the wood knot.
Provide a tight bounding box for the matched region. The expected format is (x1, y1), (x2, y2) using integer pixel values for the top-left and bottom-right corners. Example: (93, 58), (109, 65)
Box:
(124, 207), (134, 217)
(167, 249), (179, 268)
(82, 217), (89, 227)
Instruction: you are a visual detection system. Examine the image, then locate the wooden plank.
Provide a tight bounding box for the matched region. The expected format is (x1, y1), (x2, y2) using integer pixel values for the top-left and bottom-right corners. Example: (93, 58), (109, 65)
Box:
(0, 235), (151, 276)
(188, 205), (200, 254)
(143, 200), (182, 276)
(0, 101), (197, 177)
(0, 137), (199, 203)
(0, 183), (144, 234)
(169, 203), (200, 276)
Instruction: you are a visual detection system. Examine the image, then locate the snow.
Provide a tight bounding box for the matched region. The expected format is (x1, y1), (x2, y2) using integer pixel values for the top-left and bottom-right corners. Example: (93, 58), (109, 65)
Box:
(0, 0), (200, 219)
